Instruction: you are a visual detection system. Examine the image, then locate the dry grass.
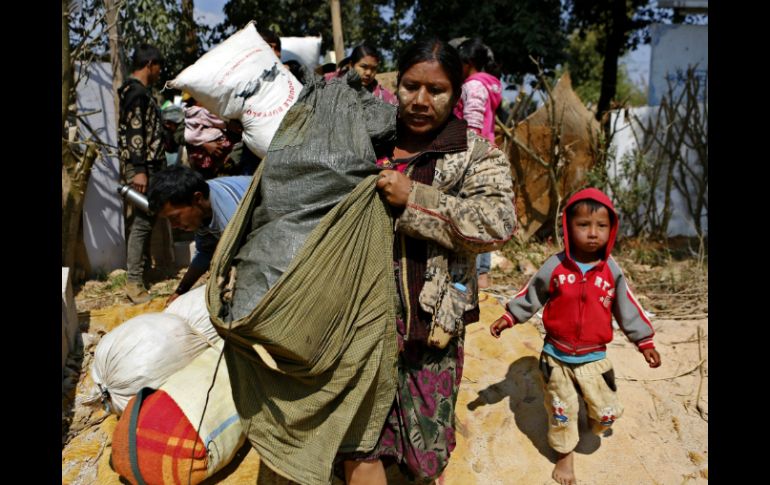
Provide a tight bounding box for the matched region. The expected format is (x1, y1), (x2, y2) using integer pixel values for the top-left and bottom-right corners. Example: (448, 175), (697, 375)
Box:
(687, 451), (704, 466)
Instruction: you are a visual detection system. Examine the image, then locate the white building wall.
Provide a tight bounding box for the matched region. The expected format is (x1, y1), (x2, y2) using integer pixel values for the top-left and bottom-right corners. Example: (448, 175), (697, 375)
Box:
(648, 23), (708, 106)
(75, 62), (126, 275)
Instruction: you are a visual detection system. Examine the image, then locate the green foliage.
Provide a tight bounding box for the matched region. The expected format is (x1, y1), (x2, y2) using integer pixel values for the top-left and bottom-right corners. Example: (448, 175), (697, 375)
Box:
(68, 0), (110, 60)
(118, 0), (202, 83)
(556, 29), (646, 107)
(564, 0), (671, 54)
(106, 271), (128, 290)
(554, 29), (603, 106)
(562, 1), (671, 115)
(69, 0), (658, 108)
(69, 0), (203, 87)
(615, 70), (647, 107)
(406, 0), (566, 81)
(215, 0), (567, 79)
(215, 0), (397, 62)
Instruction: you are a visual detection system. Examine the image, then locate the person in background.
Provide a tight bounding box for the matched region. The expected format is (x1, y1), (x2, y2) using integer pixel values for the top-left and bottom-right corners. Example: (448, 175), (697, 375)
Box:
(183, 96), (241, 179)
(454, 38), (504, 290)
(282, 59), (310, 84)
(326, 44), (398, 106)
(147, 165), (251, 306)
(160, 102), (184, 165)
(258, 27), (306, 83)
(259, 28), (282, 59)
(118, 43), (166, 303)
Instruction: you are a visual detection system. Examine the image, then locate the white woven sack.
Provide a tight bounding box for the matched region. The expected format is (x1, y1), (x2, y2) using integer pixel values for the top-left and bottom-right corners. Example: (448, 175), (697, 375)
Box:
(161, 344), (245, 476)
(164, 285), (220, 344)
(91, 313), (217, 414)
(169, 21), (302, 157)
(280, 36), (322, 69)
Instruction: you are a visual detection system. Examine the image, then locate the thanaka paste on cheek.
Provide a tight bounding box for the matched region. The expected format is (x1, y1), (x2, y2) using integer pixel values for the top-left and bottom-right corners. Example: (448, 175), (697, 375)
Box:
(431, 92), (452, 122)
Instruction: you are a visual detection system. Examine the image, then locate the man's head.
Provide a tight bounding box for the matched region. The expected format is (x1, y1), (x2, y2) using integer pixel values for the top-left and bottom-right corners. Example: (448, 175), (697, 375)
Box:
(259, 29), (281, 59)
(148, 165), (211, 232)
(131, 43), (164, 85)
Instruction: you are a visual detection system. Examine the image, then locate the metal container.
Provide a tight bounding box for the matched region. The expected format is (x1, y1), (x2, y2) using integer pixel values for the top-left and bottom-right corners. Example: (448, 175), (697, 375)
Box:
(117, 184), (151, 214)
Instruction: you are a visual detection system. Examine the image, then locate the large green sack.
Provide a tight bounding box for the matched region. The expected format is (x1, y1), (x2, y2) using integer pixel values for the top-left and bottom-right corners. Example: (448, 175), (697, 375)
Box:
(206, 73), (399, 485)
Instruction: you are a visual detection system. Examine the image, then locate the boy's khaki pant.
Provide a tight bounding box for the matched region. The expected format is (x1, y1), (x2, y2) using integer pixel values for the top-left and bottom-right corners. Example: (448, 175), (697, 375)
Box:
(540, 353), (623, 454)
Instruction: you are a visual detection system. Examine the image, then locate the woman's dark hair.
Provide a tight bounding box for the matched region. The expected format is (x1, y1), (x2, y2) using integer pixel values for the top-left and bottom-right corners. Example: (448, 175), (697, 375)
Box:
(397, 38), (463, 97)
(259, 29), (281, 52)
(457, 38), (500, 78)
(131, 43), (164, 71)
(350, 44), (381, 66)
(283, 59), (306, 84)
(147, 165), (210, 212)
(337, 56), (352, 71)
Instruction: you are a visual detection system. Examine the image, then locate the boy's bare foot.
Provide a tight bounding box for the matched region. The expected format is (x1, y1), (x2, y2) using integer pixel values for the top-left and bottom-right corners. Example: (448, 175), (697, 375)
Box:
(553, 452), (576, 485)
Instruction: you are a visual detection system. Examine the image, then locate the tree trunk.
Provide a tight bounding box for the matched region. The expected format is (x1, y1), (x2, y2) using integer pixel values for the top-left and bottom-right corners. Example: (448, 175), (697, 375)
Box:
(62, 0), (72, 136)
(105, 0), (124, 129)
(596, 0), (626, 124)
(181, 0), (199, 67)
(62, 140), (98, 270)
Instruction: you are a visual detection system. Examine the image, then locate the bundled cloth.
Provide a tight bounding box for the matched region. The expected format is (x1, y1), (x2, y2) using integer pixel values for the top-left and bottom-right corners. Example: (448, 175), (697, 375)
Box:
(184, 105), (228, 146)
(112, 343), (245, 485)
(205, 71), (400, 484)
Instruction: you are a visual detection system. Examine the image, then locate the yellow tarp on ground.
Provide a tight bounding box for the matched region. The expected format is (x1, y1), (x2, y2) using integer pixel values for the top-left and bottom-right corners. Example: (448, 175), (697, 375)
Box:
(65, 292), (709, 484)
(87, 299), (167, 332)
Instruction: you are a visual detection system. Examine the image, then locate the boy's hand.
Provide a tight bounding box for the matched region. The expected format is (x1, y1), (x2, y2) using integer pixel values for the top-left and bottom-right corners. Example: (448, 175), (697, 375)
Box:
(490, 313), (514, 338)
(642, 348), (661, 368)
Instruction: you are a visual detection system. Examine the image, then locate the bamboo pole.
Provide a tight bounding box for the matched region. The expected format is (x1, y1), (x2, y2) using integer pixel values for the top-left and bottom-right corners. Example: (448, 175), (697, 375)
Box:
(330, 0), (345, 65)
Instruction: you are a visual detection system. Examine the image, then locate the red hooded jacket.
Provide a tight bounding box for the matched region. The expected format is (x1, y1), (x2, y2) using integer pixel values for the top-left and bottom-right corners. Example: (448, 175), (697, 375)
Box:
(504, 188), (655, 355)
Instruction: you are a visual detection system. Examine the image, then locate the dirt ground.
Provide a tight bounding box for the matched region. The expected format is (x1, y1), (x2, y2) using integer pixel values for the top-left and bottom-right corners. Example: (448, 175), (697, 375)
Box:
(62, 239), (708, 485)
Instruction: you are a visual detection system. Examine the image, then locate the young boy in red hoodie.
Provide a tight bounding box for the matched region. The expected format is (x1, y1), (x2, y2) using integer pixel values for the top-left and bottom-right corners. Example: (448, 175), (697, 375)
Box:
(490, 188), (662, 485)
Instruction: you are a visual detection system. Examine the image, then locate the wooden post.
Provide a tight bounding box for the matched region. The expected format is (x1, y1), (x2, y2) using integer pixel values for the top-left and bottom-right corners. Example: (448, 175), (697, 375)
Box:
(330, 0), (345, 65)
